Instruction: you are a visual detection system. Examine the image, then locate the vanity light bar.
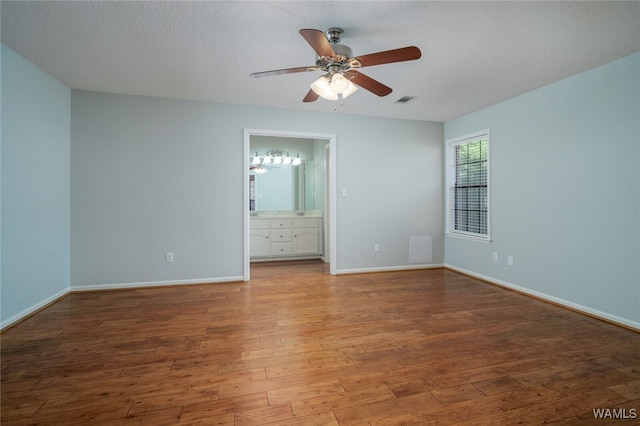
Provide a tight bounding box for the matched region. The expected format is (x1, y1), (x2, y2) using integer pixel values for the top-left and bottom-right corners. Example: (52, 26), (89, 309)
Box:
(251, 150), (302, 167)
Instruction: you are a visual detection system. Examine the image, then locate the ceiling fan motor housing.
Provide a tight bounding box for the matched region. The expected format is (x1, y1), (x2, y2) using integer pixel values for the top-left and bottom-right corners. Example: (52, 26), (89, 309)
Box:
(315, 28), (360, 70)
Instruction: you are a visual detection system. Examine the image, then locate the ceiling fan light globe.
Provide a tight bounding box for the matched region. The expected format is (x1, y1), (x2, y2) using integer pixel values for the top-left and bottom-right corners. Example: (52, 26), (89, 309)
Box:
(341, 80), (358, 99)
(310, 75), (338, 100)
(330, 73), (349, 93)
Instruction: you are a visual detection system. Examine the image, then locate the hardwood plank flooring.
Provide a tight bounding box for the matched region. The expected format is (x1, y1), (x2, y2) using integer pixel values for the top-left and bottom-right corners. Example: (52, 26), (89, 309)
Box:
(2, 261), (638, 425)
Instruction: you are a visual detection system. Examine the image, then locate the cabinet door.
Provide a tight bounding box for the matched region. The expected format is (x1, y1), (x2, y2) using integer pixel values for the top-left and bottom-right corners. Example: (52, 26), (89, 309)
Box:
(250, 230), (270, 257)
(293, 229), (319, 255)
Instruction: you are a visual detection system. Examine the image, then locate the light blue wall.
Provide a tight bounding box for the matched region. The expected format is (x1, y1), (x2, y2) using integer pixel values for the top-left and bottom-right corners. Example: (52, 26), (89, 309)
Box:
(445, 52), (640, 328)
(1, 45), (70, 327)
(71, 90), (444, 287)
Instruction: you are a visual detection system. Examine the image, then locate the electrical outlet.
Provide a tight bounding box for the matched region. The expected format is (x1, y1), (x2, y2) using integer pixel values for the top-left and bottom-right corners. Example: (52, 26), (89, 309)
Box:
(166, 252), (174, 263)
(508, 256), (514, 266)
(374, 244), (380, 253)
(492, 252), (498, 262)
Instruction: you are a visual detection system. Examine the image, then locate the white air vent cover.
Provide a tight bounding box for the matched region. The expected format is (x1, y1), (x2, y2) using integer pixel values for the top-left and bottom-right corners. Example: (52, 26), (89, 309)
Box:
(409, 236), (432, 263)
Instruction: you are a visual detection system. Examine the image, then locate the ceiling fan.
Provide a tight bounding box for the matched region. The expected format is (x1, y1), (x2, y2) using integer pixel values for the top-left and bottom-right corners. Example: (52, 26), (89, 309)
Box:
(250, 28), (421, 102)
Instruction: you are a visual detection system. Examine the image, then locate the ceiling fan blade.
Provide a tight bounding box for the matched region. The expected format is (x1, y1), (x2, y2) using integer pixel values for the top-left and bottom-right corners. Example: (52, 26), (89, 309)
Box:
(250, 66), (319, 78)
(299, 29), (336, 57)
(346, 71), (393, 97)
(303, 89), (319, 103)
(354, 46), (421, 68)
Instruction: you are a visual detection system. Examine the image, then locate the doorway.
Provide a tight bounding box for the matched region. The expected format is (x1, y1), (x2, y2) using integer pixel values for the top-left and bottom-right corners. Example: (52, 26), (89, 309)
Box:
(243, 129), (337, 280)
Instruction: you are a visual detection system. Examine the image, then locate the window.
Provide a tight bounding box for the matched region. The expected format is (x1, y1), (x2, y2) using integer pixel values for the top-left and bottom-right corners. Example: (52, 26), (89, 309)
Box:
(446, 130), (490, 241)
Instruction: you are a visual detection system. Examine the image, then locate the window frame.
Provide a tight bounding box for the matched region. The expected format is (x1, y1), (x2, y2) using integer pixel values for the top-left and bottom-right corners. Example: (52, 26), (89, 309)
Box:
(445, 129), (491, 243)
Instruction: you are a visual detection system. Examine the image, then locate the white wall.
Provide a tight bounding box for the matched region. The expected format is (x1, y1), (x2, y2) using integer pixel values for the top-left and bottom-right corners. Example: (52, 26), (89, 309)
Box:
(444, 52), (640, 329)
(1, 45), (70, 328)
(71, 90), (444, 288)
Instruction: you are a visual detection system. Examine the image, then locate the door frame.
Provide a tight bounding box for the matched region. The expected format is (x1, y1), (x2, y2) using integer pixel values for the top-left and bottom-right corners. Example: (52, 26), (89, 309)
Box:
(243, 128), (337, 280)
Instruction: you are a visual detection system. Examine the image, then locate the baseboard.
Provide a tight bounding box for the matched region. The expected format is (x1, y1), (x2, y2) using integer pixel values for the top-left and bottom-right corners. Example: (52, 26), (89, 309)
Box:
(445, 264), (640, 332)
(70, 276), (245, 292)
(336, 263), (444, 275)
(1, 287), (70, 331)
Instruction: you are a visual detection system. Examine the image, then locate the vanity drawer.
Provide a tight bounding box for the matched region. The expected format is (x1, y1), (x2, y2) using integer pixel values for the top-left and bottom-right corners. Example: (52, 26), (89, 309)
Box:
(250, 219), (271, 229)
(271, 229), (292, 242)
(291, 218), (319, 228)
(270, 242), (292, 256)
(270, 219), (292, 229)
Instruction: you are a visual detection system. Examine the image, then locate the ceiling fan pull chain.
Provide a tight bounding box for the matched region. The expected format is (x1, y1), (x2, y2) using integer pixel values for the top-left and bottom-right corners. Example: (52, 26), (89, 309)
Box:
(333, 93), (345, 111)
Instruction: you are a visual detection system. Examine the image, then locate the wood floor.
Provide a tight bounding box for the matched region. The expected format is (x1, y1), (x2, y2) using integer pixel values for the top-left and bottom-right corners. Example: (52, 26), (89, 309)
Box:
(2, 261), (639, 425)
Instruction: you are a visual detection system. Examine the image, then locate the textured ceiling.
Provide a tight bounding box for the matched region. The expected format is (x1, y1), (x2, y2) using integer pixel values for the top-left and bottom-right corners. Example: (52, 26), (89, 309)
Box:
(2, 1), (639, 122)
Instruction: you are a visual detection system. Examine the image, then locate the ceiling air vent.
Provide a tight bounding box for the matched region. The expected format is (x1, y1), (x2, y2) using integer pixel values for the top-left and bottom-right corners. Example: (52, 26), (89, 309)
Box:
(394, 96), (414, 104)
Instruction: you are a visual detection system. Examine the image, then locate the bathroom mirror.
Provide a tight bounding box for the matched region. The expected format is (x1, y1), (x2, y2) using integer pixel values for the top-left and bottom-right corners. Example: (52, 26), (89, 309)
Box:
(250, 136), (321, 212)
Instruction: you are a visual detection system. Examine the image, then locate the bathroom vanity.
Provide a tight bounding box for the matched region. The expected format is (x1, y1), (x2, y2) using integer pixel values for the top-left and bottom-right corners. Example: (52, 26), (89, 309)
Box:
(250, 211), (323, 261)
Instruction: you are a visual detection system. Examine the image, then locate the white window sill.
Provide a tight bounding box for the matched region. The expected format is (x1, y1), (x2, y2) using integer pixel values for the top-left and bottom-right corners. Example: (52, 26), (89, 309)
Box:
(445, 232), (492, 244)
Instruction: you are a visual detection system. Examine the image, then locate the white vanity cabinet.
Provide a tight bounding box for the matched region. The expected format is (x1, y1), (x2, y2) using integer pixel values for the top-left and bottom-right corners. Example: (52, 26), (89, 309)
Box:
(250, 215), (322, 260)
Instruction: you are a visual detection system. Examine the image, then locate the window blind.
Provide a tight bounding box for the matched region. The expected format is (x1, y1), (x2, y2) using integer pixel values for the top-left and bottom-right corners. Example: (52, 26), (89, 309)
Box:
(447, 131), (490, 239)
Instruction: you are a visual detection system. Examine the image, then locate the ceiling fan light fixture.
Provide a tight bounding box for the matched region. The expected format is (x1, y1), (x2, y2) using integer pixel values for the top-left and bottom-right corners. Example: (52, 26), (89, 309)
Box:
(310, 75), (338, 100)
(311, 73), (358, 101)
